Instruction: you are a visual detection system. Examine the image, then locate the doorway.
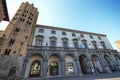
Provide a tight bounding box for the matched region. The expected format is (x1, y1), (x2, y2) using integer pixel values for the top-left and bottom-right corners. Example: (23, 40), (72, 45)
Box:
(50, 62), (58, 76)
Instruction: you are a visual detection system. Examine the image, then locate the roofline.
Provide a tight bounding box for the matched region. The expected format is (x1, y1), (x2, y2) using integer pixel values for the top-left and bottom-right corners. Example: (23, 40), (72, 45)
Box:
(36, 24), (106, 37)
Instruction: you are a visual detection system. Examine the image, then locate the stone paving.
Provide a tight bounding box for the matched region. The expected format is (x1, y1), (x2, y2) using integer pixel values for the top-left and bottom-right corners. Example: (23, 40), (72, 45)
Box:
(44, 72), (120, 80)
(25, 72), (120, 80)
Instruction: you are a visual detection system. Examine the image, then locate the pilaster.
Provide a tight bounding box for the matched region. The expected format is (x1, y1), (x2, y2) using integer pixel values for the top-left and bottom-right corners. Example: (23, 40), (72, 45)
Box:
(75, 60), (83, 75)
(43, 60), (48, 77)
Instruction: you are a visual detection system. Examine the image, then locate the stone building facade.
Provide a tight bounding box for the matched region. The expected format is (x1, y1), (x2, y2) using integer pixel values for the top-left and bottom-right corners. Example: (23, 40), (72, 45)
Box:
(0, 1), (120, 80)
(115, 40), (120, 51)
(0, 2), (38, 80)
(23, 25), (120, 80)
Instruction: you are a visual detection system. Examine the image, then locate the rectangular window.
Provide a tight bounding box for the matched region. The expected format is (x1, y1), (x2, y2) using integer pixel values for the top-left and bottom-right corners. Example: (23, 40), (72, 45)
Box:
(74, 42), (79, 48)
(51, 30), (56, 34)
(72, 33), (76, 37)
(80, 34), (84, 38)
(38, 29), (44, 33)
(93, 44), (98, 49)
(102, 45), (106, 49)
(63, 41), (68, 48)
(98, 36), (102, 40)
(50, 41), (56, 47)
(90, 35), (93, 39)
(62, 32), (66, 35)
(83, 43), (88, 49)
(35, 40), (43, 46)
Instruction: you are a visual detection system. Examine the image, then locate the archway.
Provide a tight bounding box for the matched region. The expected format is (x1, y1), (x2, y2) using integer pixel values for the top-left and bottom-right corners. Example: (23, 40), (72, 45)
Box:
(8, 67), (16, 77)
(26, 54), (43, 78)
(79, 54), (88, 74)
(65, 54), (75, 75)
(48, 54), (60, 76)
(115, 55), (120, 65)
(104, 55), (115, 71)
(114, 55), (120, 70)
(29, 60), (41, 77)
(50, 61), (58, 76)
(91, 55), (103, 73)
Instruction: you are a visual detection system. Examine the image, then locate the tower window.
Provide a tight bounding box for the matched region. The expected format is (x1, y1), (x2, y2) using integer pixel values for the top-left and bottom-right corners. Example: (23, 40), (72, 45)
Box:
(15, 28), (20, 32)
(4, 49), (11, 55)
(9, 39), (15, 46)
(22, 19), (25, 21)
(27, 21), (29, 24)
(29, 22), (31, 24)
(20, 18), (23, 21)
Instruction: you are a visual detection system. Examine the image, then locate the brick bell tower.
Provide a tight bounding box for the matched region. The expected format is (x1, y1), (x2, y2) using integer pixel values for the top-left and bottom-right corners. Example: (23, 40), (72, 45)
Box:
(0, 2), (39, 57)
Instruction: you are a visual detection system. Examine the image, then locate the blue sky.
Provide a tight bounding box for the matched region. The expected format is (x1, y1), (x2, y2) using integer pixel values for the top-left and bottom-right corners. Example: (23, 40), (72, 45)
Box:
(0, 0), (120, 50)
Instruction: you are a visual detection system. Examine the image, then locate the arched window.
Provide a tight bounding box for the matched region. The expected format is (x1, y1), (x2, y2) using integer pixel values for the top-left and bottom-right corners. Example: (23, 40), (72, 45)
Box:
(29, 60), (41, 77)
(35, 35), (44, 46)
(81, 39), (88, 49)
(100, 41), (106, 49)
(8, 67), (16, 77)
(91, 41), (98, 49)
(72, 38), (78, 48)
(50, 36), (57, 47)
(114, 55), (120, 68)
(62, 37), (68, 48)
(104, 55), (115, 71)
(115, 55), (120, 60)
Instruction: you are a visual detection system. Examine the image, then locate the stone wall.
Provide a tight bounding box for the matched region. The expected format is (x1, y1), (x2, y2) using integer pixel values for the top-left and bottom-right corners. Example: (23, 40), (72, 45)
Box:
(0, 54), (24, 80)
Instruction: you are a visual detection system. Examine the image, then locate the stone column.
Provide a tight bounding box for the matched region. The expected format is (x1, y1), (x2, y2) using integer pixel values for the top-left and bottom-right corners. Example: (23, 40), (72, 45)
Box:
(23, 61), (30, 78)
(75, 60), (83, 76)
(73, 60), (78, 75)
(109, 52), (119, 71)
(87, 60), (94, 74)
(43, 60), (48, 77)
(61, 60), (65, 76)
(59, 61), (62, 76)
(97, 53), (106, 72)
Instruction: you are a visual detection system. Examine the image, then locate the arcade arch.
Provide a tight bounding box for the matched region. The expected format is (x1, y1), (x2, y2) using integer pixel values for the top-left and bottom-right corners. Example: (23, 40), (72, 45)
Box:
(79, 54), (88, 74)
(48, 54), (60, 76)
(26, 54), (43, 78)
(91, 55), (103, 73)
(64, 54), (75, 75)
(104, 55), (115, 71)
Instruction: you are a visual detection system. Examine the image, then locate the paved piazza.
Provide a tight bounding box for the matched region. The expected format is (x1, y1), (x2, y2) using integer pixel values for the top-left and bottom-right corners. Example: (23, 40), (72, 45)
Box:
(37, 72), (120, 80)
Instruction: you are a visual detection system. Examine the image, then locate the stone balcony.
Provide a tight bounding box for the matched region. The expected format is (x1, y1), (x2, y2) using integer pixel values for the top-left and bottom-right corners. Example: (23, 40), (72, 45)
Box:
(27, 45), (117, 54)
